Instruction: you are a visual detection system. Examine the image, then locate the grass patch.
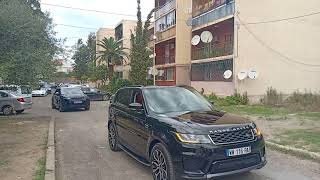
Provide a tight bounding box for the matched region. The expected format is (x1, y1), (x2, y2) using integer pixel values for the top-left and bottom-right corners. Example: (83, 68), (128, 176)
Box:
(296, 112), (320, 120)
(0, 160), (8, 167)
(34, 157), (46, 180)
(271, 129), (320, 153)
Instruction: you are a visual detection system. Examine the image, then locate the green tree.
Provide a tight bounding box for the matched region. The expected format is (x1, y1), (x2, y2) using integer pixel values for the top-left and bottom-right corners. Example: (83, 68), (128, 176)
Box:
(72, 33), (97, 83)
(96, 37), (128, 79)
(129, 0), (154, 85)
(0, 0), (59, 85)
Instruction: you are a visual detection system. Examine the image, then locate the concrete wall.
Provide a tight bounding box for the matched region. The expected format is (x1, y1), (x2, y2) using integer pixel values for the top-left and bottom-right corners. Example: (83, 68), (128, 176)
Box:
(191, 81), (235, 96)
(235, 0), (320, 97)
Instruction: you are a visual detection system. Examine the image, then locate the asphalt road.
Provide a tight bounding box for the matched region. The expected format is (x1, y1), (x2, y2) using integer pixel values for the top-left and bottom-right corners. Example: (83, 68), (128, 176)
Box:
(28, 96), (319, 180)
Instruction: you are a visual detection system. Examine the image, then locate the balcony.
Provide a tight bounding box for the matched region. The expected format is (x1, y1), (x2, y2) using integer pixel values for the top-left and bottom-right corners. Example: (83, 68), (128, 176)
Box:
(155, 26), (176, 42)
(192, 41), (233, 61)
(192, 1), (235, 29)
(155, 0), (176, 19)
(156, 55), (175, 65)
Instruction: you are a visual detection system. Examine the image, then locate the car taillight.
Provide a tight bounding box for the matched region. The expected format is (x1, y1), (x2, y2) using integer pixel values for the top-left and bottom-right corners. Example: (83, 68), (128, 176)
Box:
(17, 98), (25, 102)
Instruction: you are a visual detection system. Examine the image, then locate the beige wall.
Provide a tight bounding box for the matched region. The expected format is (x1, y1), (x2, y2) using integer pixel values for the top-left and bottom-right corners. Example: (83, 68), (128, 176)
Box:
(235, 0), (320, 97)
(191, 81), (235, 96)
(175, 0), (192, 85)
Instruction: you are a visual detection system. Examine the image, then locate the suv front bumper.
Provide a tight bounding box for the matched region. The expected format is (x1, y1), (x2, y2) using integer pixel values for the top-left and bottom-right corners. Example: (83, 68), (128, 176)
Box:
(171, 138), (267, 179)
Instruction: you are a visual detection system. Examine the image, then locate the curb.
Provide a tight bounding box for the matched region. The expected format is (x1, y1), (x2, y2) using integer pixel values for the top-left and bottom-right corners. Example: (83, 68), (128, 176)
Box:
(266, 141), (320, 162)
(45, 117), (55, 180)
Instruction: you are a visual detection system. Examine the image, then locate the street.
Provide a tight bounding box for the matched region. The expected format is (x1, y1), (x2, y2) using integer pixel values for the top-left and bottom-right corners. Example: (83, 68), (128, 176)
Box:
(30, 96), (319, 180)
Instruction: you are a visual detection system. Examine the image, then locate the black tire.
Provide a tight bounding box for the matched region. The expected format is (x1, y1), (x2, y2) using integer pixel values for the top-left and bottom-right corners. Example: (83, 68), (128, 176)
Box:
(150, 143), (175, 180)
(59, 102), (65, 112)
(85, 104), (90, 111)
(108, 122), (121, 152)
(2, 106), (13, 116)
(16, 110), (24, 114)
(51, 101), (56, 109)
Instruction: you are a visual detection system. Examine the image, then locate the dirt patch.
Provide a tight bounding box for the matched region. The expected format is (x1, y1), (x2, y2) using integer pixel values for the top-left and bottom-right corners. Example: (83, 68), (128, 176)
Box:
(0, 116), (49, 180)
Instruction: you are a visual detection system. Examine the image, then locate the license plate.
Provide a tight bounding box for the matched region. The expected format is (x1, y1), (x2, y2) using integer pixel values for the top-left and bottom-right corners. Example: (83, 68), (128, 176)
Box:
(74, 101), (82, 104)
(226, 147), (251, 157)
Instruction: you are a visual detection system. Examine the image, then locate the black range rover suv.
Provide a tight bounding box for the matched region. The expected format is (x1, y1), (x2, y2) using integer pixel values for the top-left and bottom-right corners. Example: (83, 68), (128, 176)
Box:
(108, 86), (266, 180)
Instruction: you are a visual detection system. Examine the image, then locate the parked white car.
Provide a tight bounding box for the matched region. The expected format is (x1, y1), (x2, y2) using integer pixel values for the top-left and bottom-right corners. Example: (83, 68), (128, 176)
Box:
(32, 88), (48, 97)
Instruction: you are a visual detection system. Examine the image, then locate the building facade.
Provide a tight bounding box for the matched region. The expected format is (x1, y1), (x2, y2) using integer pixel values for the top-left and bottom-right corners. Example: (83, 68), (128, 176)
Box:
(154, 0), (192, 86)
(152, 0), (320, 101)
(96, 20), (136, 80)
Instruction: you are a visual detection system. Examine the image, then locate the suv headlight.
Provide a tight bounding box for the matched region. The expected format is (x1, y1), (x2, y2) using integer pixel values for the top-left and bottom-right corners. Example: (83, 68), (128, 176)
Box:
(175, 133), (211, 144)
(253, 127), (262, 137)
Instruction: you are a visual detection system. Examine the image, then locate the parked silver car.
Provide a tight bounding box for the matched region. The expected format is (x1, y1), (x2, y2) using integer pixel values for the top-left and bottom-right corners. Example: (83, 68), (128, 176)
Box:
(0, 90), (32, 115)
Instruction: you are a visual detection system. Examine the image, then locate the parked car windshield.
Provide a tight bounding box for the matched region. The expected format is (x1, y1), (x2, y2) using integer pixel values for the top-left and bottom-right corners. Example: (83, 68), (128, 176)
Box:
(143, 87), (213, 114)
(61, 88), (84, 96)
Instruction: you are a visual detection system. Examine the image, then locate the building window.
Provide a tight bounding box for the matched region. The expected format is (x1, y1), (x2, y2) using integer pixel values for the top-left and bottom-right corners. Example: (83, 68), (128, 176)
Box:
(191, 59), (233, 82)
(156, 10), (176, 32)
(157, 68), (174, 81)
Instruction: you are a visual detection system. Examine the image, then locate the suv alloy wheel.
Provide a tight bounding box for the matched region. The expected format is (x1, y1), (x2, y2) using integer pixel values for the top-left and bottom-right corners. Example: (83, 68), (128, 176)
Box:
(108, 123), (121, 151)
(151, 144), (175, 180)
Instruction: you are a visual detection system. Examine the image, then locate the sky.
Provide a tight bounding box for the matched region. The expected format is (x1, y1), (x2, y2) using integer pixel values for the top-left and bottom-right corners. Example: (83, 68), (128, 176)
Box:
(41, 0), (154, 65)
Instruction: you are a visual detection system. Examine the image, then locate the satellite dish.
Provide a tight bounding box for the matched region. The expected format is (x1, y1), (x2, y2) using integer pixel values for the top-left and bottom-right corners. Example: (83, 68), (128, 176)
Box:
(148, 67), (158, 76)
(237, 70), (248, 80)
(191, 35), (201, 46)
(200, 31), (213, 43)
(223, 70), (233, 79)
(248, 68), (259, 79)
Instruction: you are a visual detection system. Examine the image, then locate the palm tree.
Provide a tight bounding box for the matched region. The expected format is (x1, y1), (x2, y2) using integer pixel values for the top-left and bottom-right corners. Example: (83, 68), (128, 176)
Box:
(97, 37), (128, 79)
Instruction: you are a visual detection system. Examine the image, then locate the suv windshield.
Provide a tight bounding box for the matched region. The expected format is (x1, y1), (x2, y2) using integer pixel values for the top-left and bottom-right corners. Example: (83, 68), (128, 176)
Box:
(143, 87), (212, 114)
(61, 88), (84, 96)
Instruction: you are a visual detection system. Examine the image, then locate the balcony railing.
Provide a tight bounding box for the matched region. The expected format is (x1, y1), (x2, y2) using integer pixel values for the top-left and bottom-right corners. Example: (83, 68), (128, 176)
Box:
(156, 55), (175, 65)
(192, 41), (233, 60)
(192, 1), (235, 28)
(155, 0), (176, 19)
(155, 26), (176, 42)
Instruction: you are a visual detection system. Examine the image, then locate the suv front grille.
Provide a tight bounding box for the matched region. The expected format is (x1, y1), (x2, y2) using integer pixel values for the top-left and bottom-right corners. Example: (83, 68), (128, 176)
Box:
(209, 129), (255, 145)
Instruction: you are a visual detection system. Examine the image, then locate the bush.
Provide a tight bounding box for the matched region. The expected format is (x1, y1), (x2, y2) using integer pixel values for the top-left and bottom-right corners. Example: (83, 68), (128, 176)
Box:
(285, 91), (320, 112)
(261, 87), (283, 106)
(206, 92), (248, 106)
(100, 78), (132, 94)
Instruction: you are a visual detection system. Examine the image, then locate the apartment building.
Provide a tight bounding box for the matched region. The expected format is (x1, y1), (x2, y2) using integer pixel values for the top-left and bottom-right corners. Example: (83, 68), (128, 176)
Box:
(96, 20), (136, 80)
(154, 0), (192, 86)
(114, 20), (137, 79)
(152, 0), (320, 101)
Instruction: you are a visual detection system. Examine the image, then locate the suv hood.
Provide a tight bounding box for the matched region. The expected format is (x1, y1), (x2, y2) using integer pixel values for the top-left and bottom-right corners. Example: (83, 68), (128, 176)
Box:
(157, 110), (253, 134)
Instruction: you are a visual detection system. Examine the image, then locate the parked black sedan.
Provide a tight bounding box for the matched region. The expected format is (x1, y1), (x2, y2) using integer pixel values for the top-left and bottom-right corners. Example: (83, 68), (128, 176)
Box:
(80, 87), (111, 101)
(52, 87), (90, 112)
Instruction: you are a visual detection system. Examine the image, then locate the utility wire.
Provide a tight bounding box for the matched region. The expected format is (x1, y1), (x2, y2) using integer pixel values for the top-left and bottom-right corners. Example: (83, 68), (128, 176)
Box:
(236, 14), (320, 71)
(55, 23), (99, 30)
(245, 11), (320, 25)
(41, 2), (144, 18)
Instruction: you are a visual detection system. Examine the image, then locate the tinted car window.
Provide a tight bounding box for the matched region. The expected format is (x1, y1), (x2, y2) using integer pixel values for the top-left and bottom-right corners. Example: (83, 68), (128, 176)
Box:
(61, 88), (84, 96)
(143, 87), (212, 114)
(115, 89), (132, 107)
